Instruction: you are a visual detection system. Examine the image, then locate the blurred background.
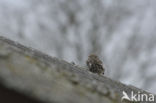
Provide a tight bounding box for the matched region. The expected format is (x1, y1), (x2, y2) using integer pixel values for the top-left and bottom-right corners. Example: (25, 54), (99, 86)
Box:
(0, 0), (156, 93)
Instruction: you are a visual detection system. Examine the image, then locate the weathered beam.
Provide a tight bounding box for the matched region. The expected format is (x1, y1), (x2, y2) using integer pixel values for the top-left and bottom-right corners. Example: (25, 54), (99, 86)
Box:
(0, 36), (155, 103)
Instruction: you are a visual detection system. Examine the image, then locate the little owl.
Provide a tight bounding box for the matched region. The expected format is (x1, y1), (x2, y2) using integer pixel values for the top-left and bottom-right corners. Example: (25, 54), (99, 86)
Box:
(86, 54), (105, 75)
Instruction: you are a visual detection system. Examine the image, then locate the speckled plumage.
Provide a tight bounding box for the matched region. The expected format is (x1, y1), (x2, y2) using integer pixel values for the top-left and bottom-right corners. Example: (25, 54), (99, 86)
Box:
(86, 54), (105, 75)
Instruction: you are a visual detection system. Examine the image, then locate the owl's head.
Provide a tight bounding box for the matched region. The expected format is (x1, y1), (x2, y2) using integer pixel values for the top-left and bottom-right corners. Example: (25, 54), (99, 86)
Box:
(88, 54), (99, 59)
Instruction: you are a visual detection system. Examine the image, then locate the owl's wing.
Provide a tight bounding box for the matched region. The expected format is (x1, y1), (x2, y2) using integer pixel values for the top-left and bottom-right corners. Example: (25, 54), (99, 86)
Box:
(96, 59), (103, 65)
